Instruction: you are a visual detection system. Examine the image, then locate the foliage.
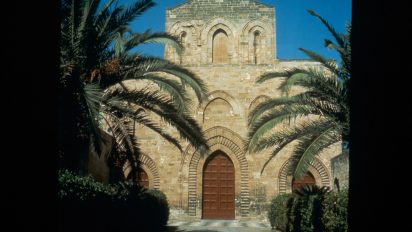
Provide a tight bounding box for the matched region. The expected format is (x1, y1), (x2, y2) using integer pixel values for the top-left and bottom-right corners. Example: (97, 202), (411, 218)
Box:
(268, 186), (347, 232)
(247, 10), (351, 179)
(59, 0), (209, 176)
(294, 185), (330, 197)
(58, 169), (170, 231)
(145, 188), (170, 227)
(291, 194), (324, 232)
(58, 169), (124, 201)
(268, 193), (293, 231)
(321, 188), (348, 232)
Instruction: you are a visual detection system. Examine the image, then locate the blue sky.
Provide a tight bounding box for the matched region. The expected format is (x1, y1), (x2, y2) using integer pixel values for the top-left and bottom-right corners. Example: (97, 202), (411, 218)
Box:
(126, 0), (351, 61)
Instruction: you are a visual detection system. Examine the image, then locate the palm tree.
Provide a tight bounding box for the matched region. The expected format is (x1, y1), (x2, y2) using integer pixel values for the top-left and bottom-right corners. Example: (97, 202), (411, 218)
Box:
(59, 0), (209, 178)
(247, 10), (350, 179)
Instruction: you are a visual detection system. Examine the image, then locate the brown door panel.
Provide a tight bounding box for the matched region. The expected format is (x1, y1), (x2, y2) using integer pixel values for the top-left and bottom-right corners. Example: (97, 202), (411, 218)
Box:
(202, 152), (235, 219)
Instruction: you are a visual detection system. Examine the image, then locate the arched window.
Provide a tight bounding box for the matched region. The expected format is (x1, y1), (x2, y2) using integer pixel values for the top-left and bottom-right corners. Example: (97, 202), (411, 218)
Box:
(253, 31), (261, 64)
(179, 31), (187, 64)
(292, 171), (316, 191)
(212, 29), (229, 64)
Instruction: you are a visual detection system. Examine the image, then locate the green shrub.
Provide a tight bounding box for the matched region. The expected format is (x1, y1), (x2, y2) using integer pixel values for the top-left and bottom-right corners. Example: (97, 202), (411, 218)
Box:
(146, 189), (170, 226)
(58, 169), (122, 201)
(268, 194), (292, 231)
(58, 169), (169, 231)
(291, 194), (324, 232)
(281, 186), (347, 232)
(321, 189), (348, 232)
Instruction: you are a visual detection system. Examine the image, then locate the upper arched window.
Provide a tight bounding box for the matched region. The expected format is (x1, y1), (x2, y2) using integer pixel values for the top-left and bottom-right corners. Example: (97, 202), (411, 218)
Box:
(253, 31), (261, 64)
(180, 31), (187, 46)
(179, 31), (187, 64)
(212, 29), (229, 64)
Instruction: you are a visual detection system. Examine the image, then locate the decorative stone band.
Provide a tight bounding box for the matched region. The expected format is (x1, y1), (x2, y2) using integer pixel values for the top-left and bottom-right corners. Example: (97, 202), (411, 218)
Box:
(278, 157), (330, 194)
(184, 126), (250, 217)
(123, 154), (160, 190)
(139, 154), (161, 190)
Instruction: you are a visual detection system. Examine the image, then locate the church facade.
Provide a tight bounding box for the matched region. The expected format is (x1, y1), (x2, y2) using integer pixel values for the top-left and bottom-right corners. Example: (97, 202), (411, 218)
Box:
(96, 0), (345, 220)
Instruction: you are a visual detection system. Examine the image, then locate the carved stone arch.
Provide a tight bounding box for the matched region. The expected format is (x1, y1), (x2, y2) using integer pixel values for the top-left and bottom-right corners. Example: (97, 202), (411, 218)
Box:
(201, 18), (238, 64)
(242, 20), (271, 36)
(182, 126), (250, 217)
(198, 90), (243, 120)
(278, 158), (330, 194)
(248, 95), (270, 112)
(123, 154), (160, 190)
(241, 20), (273, 64)
(168, 21), (197, 63)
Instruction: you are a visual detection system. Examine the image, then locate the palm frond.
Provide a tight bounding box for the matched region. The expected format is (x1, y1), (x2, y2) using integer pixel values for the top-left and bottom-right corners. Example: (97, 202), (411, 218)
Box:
(256, 68), (309, 83)
(133, 111), (183, 152)
(125, 30), (183, 55)
(104, 112), (141, 174)
(83, 83), (106, 155)
(116, 0), (155, 26)
(307, 10), (345, 48)
(108, 89), (209, 154)
(248, 95), (310, 125)
(277, 72), (310, 95)
(120, 56), (208, 101)
(247, 104), (321, 151)
(104, 99), (184, 152)
(259, 141), (292, 175)
(77, 0), (98, 44)
(251, 118), (333, 153)
(247, 10), (350, 180)
(291, 124), (342, 179)
(299, 48), (339, 76)
(138, 74), (192, 113)
(93, 0), (116, 27)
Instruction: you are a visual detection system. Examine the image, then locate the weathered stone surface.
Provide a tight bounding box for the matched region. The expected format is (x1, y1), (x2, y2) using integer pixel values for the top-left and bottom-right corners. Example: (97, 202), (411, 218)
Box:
(90, 0), (345, 220)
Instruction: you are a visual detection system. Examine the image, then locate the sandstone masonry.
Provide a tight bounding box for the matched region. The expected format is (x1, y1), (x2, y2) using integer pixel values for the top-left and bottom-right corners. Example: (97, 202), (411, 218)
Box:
(92, 0), (345, 221)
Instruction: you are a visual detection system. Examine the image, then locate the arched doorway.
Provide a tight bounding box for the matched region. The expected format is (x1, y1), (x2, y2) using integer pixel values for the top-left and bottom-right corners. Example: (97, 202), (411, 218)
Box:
(292, 171), (316, 191)
(202, 151), (235, 219)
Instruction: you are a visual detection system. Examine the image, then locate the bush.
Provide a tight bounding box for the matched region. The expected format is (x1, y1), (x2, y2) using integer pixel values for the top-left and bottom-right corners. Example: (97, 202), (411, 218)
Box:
(321, 189), (348, 232)
(275, 186), (347, 232)
(58, 169), (169, 232)
(146, 189), (170, 226)
(291, 194), (324, 232)
(268, 194), (292, 231)
(58, 169), (123, 200)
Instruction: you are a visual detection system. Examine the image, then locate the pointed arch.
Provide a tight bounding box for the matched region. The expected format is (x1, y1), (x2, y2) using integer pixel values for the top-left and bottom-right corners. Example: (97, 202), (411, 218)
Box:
(241, 20), (274, 63)
(182, 126), (250, 217)
(201, 18), (238, 64)
(123, 154), (160, 190)
(248, 95), (270, 112)
(278, 158), (330, 194)
(198, 90), (243, 119)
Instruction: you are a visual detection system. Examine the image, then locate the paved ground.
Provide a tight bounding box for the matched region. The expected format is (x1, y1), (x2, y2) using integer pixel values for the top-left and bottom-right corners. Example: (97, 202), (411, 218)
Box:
(164, 220), (276, 232)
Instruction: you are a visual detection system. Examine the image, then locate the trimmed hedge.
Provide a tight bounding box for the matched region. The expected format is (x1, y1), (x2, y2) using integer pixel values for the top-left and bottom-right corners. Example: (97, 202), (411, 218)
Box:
(146, 189), (170, 226)
(321, 190), (348, 232)
(58, 169), (169, 232)
(268, 193), (292, 231)
(267, 188), (348, 232)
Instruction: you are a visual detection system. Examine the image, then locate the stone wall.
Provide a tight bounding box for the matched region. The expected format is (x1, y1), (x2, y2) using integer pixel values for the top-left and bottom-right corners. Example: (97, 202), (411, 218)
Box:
(331, 150), (349, 189)
(96, 0), (345, 220)
(165, 0), (276, 64)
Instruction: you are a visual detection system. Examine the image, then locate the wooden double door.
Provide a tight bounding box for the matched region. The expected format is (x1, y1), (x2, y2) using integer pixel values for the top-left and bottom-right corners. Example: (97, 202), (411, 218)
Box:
(202, 151), (235, 219)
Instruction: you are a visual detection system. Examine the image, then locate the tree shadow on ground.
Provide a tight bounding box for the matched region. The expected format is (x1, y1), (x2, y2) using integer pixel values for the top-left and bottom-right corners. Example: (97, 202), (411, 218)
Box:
(162, 226), (220, 232)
